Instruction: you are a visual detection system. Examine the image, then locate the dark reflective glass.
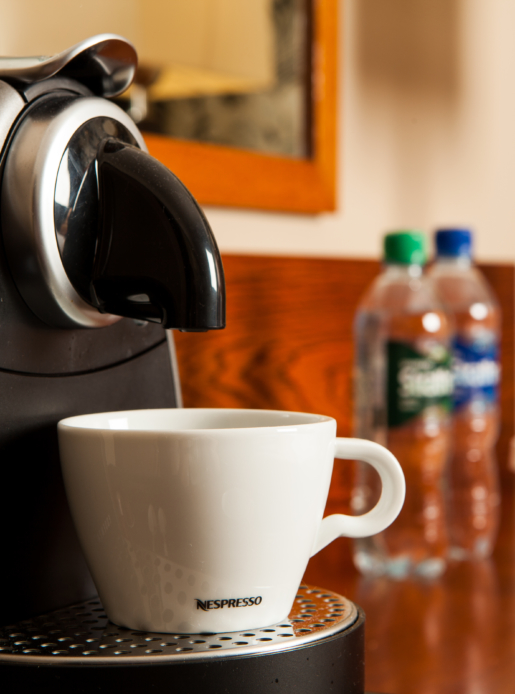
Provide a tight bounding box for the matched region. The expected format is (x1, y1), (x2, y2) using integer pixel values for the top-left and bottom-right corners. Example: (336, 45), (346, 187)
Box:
(91, 138), (225, 331)
(54, 117), (138, 301)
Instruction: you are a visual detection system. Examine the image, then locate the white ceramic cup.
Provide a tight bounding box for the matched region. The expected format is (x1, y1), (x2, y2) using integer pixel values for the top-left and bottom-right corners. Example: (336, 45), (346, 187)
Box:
(58, 408), (405, 634)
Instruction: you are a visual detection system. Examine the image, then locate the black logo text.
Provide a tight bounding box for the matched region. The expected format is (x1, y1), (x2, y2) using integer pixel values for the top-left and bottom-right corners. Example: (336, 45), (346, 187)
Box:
(195, 596), (263, 611)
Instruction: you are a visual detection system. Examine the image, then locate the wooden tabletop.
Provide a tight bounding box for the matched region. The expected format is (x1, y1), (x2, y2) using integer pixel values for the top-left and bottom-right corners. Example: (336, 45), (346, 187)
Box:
(304, 473), (515, 694)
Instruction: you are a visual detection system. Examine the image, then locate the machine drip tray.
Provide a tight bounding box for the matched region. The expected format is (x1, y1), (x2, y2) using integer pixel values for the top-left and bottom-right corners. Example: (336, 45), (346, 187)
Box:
(0, 584), (366, 693)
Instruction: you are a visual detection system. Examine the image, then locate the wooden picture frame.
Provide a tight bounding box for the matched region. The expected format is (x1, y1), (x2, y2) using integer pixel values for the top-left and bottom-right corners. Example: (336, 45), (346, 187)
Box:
(143, 0), (338, 214)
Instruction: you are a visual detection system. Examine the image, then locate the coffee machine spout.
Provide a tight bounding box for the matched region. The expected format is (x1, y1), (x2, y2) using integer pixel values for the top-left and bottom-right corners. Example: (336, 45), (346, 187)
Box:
(90, 138), (226, 331)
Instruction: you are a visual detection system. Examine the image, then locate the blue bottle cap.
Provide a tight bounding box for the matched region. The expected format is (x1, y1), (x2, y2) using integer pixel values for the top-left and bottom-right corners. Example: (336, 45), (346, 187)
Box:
(435, 228), (472, 257)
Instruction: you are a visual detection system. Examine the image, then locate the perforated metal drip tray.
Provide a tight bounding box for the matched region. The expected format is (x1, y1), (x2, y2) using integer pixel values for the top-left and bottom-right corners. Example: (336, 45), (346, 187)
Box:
(0, 584), (357, 665)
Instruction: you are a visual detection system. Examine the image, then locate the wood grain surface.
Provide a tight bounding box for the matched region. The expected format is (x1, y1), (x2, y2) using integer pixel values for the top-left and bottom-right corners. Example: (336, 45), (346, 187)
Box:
(175, 254), (515, 694)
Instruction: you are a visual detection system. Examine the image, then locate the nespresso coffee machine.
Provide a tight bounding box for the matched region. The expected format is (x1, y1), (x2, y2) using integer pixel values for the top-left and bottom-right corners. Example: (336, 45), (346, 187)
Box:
(0, 36), (367, 693)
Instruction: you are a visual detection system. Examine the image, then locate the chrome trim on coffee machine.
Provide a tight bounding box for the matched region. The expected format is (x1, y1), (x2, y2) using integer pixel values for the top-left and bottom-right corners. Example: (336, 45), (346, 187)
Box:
(1, 97), (144, 328)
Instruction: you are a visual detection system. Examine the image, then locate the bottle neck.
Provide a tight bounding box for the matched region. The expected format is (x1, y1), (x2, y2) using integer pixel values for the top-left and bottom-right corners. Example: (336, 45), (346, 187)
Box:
(383, 263), (424, 278)
(434, 255), (472, 268)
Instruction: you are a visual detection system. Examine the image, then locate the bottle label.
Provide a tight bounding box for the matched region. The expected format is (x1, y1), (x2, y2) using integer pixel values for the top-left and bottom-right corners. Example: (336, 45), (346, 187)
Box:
(387, 341), (453, 427)
(452, 336), (500, 408)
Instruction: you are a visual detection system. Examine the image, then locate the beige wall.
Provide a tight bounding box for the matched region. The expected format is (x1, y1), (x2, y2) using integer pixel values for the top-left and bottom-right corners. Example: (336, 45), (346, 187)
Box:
(0, 0), (138, 54)
(206, 0), (515, 264)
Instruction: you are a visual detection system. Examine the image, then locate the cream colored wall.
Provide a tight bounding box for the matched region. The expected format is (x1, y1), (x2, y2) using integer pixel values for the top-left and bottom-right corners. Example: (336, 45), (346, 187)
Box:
(205, 0), (515, 264)
(0, 0), (139, 54)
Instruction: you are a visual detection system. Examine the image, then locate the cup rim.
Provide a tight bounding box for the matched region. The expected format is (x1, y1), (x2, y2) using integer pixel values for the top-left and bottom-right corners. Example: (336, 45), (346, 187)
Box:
(57, 407), (335, 434)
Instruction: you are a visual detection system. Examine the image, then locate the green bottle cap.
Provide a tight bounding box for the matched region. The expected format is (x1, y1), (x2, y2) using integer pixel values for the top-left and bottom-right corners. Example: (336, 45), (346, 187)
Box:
(383, 231), (427, 265)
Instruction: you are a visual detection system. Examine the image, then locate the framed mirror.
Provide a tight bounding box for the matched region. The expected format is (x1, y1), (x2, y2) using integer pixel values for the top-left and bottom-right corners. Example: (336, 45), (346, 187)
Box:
(143, 0), (338, 213)
(3, 0), (337, 213)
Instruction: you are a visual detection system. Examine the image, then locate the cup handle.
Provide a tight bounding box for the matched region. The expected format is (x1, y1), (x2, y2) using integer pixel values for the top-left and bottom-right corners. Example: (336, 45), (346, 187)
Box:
(310, 438), (406, 557)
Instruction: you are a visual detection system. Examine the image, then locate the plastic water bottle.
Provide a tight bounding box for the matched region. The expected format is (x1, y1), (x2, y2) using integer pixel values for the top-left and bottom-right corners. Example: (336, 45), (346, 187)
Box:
(428, 229), (501, 560)
(352, 231), (453, 578)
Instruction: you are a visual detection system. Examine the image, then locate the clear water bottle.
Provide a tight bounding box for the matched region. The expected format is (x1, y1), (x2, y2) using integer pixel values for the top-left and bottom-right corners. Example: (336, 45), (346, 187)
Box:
(353, 231), (453, 578)
(428, 228), (501, 560)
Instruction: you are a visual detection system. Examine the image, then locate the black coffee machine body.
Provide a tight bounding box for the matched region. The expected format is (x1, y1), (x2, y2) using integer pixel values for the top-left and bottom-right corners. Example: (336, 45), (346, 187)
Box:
(0, 36), (367, 694)
(0, 34), (225, 625)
